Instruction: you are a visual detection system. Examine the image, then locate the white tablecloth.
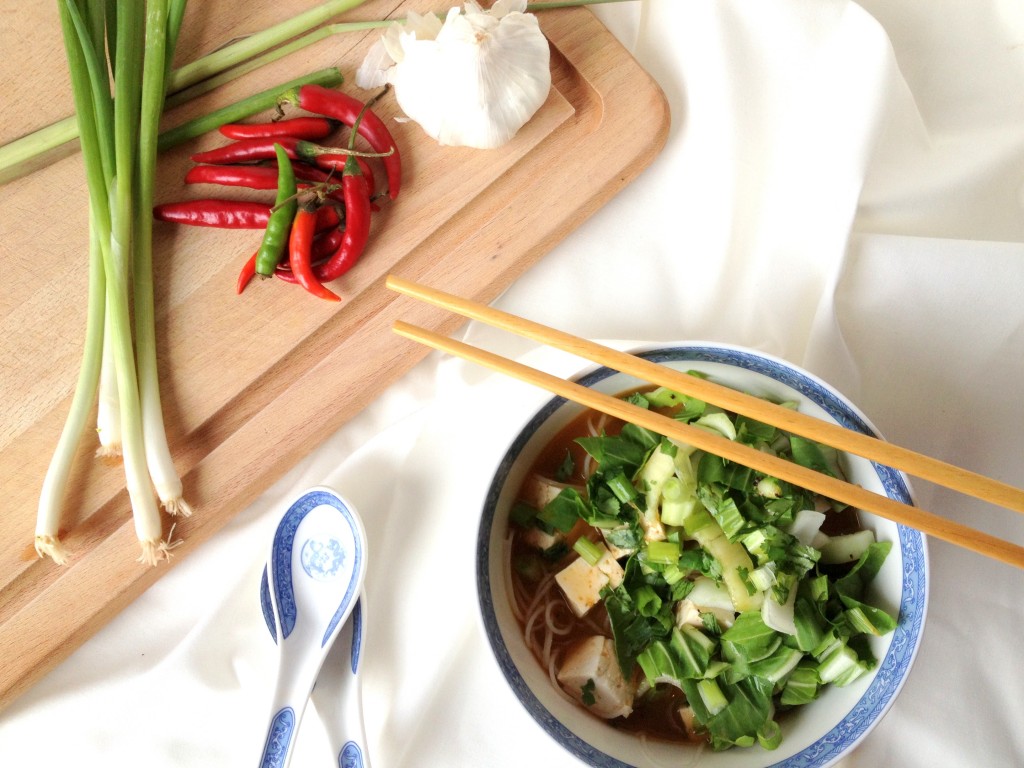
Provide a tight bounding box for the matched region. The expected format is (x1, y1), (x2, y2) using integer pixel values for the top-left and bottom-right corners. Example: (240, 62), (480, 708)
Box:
(3, 1), (1023, 765)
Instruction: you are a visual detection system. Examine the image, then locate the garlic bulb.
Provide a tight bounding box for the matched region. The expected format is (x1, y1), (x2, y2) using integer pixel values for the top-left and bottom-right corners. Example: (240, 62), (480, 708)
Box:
(355, 1), (552, 149)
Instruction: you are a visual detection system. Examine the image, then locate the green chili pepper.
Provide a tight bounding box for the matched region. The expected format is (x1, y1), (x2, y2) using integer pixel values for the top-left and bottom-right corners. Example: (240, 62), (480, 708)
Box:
(254, 143), (298, 277)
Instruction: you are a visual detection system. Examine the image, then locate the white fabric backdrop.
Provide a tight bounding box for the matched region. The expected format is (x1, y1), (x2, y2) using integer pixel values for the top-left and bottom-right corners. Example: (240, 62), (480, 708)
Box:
(3, 1), (1023, 765)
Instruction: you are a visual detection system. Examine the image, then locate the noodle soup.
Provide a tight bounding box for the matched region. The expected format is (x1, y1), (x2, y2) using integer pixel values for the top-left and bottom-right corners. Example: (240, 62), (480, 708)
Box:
(478, 344), (927, 768)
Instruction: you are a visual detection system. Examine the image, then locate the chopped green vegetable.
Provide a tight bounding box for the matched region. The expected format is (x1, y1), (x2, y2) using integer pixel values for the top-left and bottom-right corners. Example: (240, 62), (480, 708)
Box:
(527, 380), (897, 752)
(573, 536), (604, 566)
(646, 540), (681, 566)
(538, 488), (588, 533)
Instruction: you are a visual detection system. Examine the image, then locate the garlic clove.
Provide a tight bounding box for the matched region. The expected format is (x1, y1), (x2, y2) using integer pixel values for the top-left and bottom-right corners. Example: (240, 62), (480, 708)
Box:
(356, 10), (445, 89)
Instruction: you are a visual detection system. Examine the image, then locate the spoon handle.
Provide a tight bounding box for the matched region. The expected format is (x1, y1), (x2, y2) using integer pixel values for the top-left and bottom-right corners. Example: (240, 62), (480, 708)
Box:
(257, 705), (299, 768)
(256, 666), (317, 768)
(314, 598), (371, 768)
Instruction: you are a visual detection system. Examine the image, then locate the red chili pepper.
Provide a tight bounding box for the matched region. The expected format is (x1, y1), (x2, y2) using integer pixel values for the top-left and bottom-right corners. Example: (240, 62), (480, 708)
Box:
(186, 164), (279, 188)
(317, 156), (373, 282)
(241, 228), (343, 292)
(153, 199), (273, 228)
(315, 204), (342, 231)
(292, 84), (401, 199)
(218, 117), (340, 141)
(309, 151), (377, 200)
(184, 163), (346, 202)
(313, 226), (344, 259)
(237, 251), (258, 294)
(274, 154), (376, 199)
(154, 199), (340, 230)
(274, 226), (344, 283)
(191, 136), (304, 165)
(191, 139), (377, 196)
(288, 206), (341, 302)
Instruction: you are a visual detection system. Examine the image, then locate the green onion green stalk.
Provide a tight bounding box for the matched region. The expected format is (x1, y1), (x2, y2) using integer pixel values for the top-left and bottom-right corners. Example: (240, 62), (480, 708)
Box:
(0, 0), (630, 185)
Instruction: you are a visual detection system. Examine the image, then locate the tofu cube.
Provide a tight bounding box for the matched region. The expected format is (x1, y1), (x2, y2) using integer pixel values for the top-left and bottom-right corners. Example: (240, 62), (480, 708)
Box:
(519, 474), (583, 552)
(522, 474), (576, 509)
(678, 705), (699, 736)
(600, 528), (635, 559)
(557, 635), (634, 719)
(555, 550), (624, 617)
(522, 526), (561, 551)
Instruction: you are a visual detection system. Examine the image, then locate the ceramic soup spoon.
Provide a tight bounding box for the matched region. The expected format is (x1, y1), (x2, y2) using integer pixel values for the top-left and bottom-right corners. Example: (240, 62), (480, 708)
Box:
(257, 487), (368, 768)
(261, 583), (372, 767)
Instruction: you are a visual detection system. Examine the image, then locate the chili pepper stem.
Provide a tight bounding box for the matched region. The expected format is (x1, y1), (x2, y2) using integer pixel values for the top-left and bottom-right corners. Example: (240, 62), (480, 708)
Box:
(298, 141), (395, 160)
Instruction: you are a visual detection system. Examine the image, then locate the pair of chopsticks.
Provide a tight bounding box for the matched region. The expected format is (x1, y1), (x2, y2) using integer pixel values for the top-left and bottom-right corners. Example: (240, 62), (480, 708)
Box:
(385, 274), (1024, 570)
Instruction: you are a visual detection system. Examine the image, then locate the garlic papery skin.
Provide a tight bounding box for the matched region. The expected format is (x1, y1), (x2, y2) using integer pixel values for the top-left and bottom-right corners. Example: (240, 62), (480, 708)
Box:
(355, 2), (552, 150)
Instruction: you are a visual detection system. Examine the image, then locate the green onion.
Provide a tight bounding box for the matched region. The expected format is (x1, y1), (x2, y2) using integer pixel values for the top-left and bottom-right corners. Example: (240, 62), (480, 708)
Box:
(646, 540), (681, 566)
(34, 211), (106, 565)
(605, 469), (638, 504)
(696, 678), (729, 716)
(136, 0), (190, 521)
(37, 0), (191, 565)
(1, 0), (632, 185)
(634, 585), (662, 616)
(110, 0), (168, 562)
(748, 563), (777, 592)
(96, 305), (122, 458)
(157, 67), (345, 151)
(757, 719), (783, 750)
(573, 536), (604, 567)
(661, 476), (684, 502)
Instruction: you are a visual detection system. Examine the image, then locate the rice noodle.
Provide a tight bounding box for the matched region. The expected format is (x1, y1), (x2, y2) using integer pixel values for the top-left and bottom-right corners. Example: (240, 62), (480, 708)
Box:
(544, 600), (574, 636)
(521, 573), (559, 657)
(585, 413), (609, 437)
(541, 617), (554, 662)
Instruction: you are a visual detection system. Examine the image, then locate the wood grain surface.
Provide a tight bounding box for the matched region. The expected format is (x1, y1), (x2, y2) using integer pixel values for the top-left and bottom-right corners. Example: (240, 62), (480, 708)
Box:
(0, 0), (669, 712)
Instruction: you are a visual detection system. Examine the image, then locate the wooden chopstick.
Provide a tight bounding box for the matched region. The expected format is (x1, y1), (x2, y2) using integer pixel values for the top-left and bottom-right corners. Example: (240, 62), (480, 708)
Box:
(391, 318), (1024, 569)
(387, 274), (1024, 517)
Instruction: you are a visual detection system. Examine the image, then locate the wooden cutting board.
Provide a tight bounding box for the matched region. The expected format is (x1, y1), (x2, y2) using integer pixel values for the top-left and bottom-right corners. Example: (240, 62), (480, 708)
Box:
(0, 0), (668, 712)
